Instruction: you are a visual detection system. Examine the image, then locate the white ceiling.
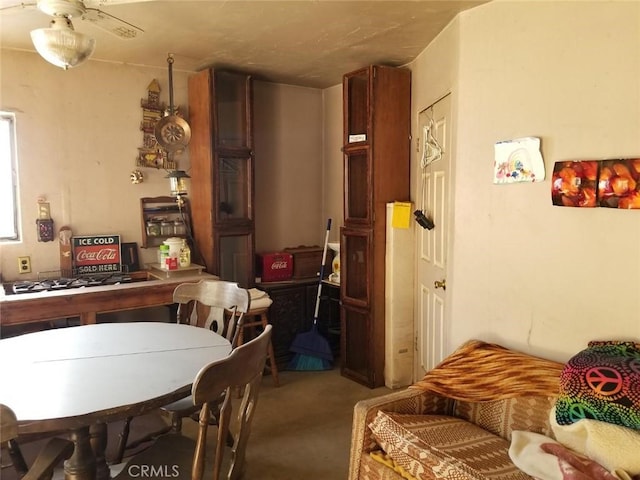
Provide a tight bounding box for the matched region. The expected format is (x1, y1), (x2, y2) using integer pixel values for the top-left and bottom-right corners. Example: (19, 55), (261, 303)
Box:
(0, 0), (488, 88)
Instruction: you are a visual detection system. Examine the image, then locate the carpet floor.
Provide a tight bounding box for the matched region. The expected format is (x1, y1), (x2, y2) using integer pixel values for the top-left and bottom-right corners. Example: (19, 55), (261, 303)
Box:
(3, 366), (391, 479)
(215, 367), (390, 479)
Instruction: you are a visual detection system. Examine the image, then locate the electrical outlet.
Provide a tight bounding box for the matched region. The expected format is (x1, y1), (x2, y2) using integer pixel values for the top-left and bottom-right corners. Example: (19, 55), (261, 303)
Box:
(18, 256), (31, 274)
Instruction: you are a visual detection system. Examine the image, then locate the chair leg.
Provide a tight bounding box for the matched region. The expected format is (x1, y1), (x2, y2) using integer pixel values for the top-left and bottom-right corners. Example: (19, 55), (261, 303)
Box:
(260, 313), (280, 387)
(112, 414), (175, 464)
(7, 439), (29, 478)
(169, 412), (183, 434)
(113, 417), (131, 464)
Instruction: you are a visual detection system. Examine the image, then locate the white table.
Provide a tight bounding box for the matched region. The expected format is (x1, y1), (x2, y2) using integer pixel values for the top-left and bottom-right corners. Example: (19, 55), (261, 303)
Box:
(0, 322), (231, 480)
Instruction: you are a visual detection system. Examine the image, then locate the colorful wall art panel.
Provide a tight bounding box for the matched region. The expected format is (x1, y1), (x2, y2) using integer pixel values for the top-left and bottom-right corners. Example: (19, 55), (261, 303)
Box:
(598, 159), (640, 209)
(551, 161), (598, 207)
(494, 137), (545, 184)
(551, 158), (640, 209)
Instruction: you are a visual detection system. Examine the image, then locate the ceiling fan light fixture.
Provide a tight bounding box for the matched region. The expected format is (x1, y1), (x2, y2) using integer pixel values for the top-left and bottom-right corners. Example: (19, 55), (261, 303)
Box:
(30, 17), (95, 70)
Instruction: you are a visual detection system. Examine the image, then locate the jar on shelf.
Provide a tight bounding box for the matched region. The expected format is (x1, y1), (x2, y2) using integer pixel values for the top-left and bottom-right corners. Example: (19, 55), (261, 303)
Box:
(146, 220), (161, 236)
(173, 219), (186, 235)
(160, 220), (174, 236)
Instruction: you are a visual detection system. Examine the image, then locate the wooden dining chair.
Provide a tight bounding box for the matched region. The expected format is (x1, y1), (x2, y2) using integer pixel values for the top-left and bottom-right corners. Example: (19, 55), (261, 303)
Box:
(114, 325), (272, 480)
(0, 405), (74, 480)
(173, 280), (251, 345)
(113, 280), (251, 464)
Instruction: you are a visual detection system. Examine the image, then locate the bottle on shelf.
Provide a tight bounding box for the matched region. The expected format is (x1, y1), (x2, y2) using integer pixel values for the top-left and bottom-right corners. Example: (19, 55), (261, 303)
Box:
(179, 239), (191, 268)
(159, 244), (170, 270)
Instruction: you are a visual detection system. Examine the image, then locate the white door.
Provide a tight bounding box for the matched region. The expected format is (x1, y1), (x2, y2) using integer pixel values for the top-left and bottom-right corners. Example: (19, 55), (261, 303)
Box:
(415, 94), (452, 378)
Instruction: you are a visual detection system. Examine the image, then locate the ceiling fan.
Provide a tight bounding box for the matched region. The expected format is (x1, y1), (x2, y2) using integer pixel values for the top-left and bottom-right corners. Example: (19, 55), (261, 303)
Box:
(0, 0), (146, 69)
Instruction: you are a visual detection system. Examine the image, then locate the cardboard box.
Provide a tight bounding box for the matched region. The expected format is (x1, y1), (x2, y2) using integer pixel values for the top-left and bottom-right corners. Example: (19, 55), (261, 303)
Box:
(256, 252), (293, 282)
(284, 245), (323, 279)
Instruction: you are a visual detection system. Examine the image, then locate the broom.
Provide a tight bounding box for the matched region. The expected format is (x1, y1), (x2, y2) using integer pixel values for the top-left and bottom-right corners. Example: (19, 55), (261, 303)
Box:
(288, 219), (334, 371)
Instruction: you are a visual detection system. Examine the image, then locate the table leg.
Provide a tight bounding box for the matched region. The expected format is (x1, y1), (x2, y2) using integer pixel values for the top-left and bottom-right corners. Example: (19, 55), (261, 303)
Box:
(80, 312), (97, 325)
(90, 423), (111, 480)
(64, 427), (97, 480)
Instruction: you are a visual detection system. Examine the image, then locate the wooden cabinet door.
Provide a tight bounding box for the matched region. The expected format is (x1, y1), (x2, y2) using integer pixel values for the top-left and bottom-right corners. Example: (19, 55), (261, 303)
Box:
(341, 304), (374, 386)
(214, 71), (252, 149)
(343, 147), (372, 226)
(340, 227), (372, 308)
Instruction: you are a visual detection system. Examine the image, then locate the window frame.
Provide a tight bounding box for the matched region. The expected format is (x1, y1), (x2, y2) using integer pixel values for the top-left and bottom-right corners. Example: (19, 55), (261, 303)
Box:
(0, 111), (20, 243)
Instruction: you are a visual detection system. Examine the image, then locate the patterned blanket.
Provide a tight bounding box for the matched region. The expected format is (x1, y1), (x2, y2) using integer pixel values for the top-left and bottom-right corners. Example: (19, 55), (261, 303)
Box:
(411, 340), (564, 401)
(509, 431), (629, 480)
(550, 407), (640, 477)
(555, 341), (640, 430)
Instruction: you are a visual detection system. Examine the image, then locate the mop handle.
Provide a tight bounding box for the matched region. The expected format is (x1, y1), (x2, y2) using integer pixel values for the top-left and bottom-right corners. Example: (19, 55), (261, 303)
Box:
(312, 218), (332, 325)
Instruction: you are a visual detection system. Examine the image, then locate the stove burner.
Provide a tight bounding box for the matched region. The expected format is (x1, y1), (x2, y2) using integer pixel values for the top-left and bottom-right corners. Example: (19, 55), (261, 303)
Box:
(11, 274), (132, 294)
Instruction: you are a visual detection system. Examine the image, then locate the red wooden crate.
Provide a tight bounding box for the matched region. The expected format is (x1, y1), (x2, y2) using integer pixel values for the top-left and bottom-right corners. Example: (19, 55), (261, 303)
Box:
(256, 252), (293, 282)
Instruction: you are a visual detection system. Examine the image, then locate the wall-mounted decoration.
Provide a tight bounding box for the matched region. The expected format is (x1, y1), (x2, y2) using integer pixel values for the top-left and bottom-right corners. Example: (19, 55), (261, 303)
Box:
(551, 161), (598, 207)
(136, 79), (177, 170)
(130, 170), (144, 184)
(154, 54), (191, 154)
(36, 199), (54, 242)
(551, 158), (640, 209)
(494, 137), (545, 184)
(598, 159), (640, 209)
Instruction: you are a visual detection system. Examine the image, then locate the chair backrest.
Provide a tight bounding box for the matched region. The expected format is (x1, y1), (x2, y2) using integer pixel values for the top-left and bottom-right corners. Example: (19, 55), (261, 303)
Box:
(189, 325), (272, 480)
(173, 280), (251, 347)
(0, 404), (19, 443)
(1, 404), (74, 480)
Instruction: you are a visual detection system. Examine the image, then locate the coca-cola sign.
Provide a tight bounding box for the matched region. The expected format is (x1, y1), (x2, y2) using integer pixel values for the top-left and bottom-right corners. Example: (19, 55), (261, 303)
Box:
(72, 235), (122, 275)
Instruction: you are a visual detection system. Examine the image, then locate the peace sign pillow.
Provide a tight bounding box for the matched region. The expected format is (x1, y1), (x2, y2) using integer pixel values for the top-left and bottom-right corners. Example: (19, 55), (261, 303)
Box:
(555, 341), (640, 430)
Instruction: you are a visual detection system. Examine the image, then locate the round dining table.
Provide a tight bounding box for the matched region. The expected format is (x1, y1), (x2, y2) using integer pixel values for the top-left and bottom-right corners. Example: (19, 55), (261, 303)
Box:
(0, 322), (232, 480)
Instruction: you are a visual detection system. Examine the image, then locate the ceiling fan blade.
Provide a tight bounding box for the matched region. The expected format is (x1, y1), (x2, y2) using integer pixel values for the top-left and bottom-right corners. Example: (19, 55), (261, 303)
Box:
(82, 7), (143, 39)
(0, 1), (37, 14)
(88, 0), (156, 5)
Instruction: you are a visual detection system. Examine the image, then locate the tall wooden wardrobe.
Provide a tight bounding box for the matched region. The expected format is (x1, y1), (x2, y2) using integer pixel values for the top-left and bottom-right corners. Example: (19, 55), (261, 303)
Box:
(340, 65), (411, 388)
(187, 69), (255, 288)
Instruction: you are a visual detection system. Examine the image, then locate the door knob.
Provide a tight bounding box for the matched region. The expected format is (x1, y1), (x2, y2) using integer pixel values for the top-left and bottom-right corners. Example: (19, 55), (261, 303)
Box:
(434, 279), (446, 290)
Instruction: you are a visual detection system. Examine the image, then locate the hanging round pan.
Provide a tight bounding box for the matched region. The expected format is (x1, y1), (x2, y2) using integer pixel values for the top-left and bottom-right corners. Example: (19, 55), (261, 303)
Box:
(155, 54), (191, 153)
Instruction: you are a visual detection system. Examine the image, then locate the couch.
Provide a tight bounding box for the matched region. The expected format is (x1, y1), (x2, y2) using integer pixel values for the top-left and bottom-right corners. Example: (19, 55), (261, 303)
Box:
(348, 339), (565, 480)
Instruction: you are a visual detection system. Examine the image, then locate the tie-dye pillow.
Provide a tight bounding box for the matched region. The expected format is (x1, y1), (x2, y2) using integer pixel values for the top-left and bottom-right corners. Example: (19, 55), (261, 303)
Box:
(555, 341), (640, 429)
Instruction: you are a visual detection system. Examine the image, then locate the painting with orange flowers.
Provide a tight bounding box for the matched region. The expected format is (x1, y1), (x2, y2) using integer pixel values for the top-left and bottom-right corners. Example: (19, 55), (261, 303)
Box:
(551, 161), (598, 207)
(598, 159), (640, 209)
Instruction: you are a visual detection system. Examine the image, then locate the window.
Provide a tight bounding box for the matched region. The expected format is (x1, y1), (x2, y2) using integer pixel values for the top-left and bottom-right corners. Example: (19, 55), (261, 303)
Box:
(0, 112), (19, 242)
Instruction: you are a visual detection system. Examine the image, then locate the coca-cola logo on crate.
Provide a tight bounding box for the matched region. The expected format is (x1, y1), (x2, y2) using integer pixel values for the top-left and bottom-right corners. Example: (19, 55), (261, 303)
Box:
(72, 235), (122, 275)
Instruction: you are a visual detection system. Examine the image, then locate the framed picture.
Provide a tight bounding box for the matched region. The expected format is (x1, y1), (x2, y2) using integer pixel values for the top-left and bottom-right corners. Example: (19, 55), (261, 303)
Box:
(121, 242), (140, 272)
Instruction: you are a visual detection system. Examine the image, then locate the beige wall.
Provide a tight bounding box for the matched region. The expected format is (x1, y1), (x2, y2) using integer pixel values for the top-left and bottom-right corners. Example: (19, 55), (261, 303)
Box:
(0, 51), (326, 281)
(0, 50), (191, 280)
(409, 0), (640, 362)
(322, 84), (344, 244)
(253, 81), (325, 253)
